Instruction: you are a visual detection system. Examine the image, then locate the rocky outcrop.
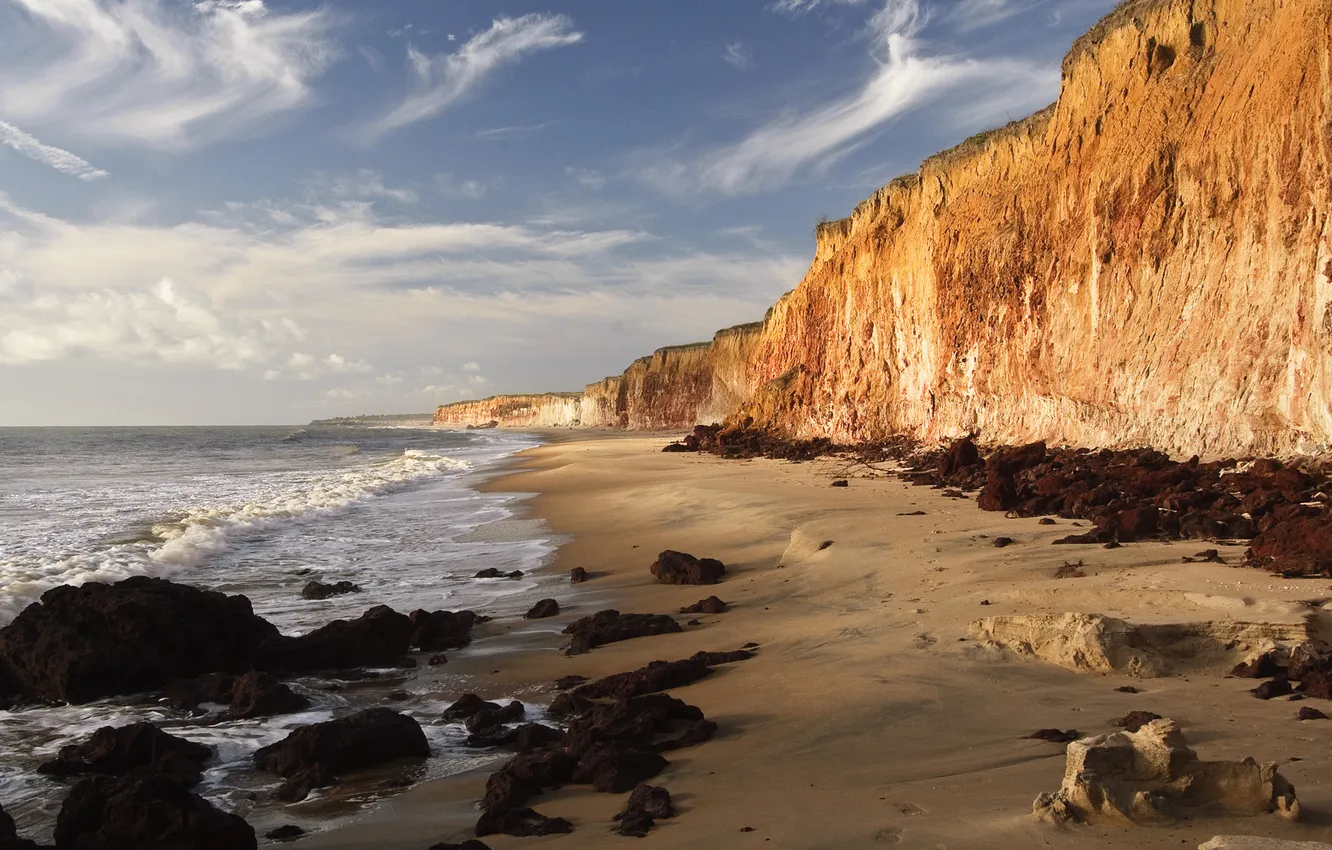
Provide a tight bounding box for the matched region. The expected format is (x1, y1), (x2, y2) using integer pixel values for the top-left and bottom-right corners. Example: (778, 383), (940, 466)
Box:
(433, 0), (1332, 459)
(433, 394), (584, 429)
(1033, 718), (1300, 824)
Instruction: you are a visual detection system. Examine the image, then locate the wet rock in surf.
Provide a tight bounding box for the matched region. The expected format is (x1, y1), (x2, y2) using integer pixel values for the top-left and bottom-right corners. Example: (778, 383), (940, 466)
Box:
(562, 610), (682, 655)
(0, 802), (50, 849)
(467, 723), (565, 751)
(465, 702), (525, 733)
(54, 769), (256, 850)
(650, 551), (726, 585)
(38, 722), (213, 786)
(679, 596), (727, 614)
(569, 567), (588, 583)
(258, 605), (414, 672)
(427, 841), (493, 850)
(264, 824), (305, 842)
(474, 568), (523, 580)
(225, 672), (311, 720)
(300, 580), (360, 600)
(614, 783), (674, 837)
(0, 576), (279, 705)
(524, 599), (560, 620)
(443, 694), (501, 721)
(409, 609), (481, 651)
(252, 708), (429, 800)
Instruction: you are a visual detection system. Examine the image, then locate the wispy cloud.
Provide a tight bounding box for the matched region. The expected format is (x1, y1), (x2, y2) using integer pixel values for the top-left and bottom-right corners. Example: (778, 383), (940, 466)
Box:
(476, 121), (558, 141)
(565, 167), (606, 190)
(0, 0), (337, 150)
(771, 0), (869, 15)
(0, 120), (108, 180)
(365, 14), (583, 141)
(320, 170), (419, 204)
(644, 0), (1055, 195)
(723, 41), (753, 69)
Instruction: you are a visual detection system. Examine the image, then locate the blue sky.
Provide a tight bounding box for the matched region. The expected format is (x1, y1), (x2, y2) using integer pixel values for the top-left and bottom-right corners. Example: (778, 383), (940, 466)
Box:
(0, 0), (1116, 425)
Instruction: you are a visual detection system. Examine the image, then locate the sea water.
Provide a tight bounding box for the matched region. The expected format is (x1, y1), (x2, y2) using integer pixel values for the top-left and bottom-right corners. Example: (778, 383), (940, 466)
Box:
(0, 425), (563, 839)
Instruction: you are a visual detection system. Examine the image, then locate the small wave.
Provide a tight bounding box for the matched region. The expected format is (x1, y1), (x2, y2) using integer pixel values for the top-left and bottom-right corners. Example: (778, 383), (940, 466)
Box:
(0, 450), (471, 622)
(281, 429), (309, 442)
(331, 445), (362, 456)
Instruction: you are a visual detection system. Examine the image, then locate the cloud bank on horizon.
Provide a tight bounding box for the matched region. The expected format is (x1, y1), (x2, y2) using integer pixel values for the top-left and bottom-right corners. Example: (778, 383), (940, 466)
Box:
(0, 0), (1117, 425)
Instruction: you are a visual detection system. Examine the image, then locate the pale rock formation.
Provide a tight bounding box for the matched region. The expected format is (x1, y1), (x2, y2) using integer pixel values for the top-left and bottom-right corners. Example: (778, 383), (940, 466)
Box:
(1034, 719), (1300, 824)
(969, 613), (1310, 677)
(1200, 838), (1332, 850)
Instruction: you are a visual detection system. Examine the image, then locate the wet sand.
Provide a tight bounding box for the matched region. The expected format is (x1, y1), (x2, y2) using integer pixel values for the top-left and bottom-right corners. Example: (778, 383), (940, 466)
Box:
(305, 434), (1332, 849)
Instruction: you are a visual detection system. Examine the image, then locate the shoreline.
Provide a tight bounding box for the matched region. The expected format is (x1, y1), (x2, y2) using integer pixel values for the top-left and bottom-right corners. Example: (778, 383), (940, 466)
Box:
(306, 433), (1332, 849)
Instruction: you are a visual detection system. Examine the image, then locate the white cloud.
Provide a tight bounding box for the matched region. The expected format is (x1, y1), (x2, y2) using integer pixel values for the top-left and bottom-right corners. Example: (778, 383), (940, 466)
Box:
(475, 121), (557, 141)
(565, 167), (606, 189)
(461, 361), (481, 372)
(365, 14), (583, 141)
(0, 0), (336, 149)
(0, 121), (109, 180)
(647, 0), (1055, 195)
(321, 170), (418, 204)
(435, 174), (489, 200)
(323, 353), (373, 373)
(723, 41), (753, 69)
(771, 0), (868, 14)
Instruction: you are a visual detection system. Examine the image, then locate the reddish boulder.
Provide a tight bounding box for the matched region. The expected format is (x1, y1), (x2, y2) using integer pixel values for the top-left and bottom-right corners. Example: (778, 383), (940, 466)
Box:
(649, 551), (726, 585)
(614, 784), (674, 837)
(572, 659), (713, 701)
(679, 596), (727, 614)
(937, 436), (982, 477)
(408, 609), (480, 652)
(569, 568), (588, 584)
(38, 722), (212, 786)
(524, 599), (560, 620)
(562, 610), (682, 656)
(1249, 515), (1332, 576)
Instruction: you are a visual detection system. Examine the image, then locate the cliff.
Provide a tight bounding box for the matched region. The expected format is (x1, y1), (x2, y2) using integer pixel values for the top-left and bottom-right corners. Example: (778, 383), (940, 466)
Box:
(432, 393), (583, 428)
(440, 0), (1332, 457)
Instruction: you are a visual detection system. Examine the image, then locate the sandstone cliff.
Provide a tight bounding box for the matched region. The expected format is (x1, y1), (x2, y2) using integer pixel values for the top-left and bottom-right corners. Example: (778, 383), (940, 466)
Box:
(439, 0), (1332, 457)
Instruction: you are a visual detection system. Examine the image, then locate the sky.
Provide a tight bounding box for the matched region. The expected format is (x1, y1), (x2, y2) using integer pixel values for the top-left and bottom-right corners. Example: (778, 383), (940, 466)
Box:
(0, 0), (1118, 425)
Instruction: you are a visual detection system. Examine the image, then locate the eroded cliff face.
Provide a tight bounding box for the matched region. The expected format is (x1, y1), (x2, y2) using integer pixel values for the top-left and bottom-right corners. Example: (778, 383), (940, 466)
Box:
(742, 0), (1332, 458)
(440, 0), (1332, 457)
(433, 323), (762, 430)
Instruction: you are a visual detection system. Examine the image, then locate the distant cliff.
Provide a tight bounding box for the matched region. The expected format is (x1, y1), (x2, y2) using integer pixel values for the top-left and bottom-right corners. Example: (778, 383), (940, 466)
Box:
(438, 0), (1332, 457)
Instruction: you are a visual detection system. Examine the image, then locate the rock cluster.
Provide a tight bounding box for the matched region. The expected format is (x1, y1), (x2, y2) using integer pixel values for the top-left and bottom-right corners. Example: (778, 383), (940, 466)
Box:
(562, 610), (682, 656)
(650, 551), (726, 585)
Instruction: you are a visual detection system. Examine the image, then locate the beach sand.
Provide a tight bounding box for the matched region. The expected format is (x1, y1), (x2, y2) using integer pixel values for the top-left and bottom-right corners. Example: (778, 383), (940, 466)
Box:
(305, 434), (1332, 849)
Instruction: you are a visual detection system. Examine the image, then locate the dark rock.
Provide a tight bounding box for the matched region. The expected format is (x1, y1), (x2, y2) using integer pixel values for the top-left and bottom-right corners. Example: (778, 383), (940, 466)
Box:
(467, 723), (565, 751)
(570, 745), (667, 793)
(570, 568), (588, 584)
(547, 691), (593, 718)
(474, 808), (572, 838)
(573, 659), (713, 701)
(562, 610), (682, 656)
(614, 783), (674, 835)
(1113, 711), (1162, 732)
(1026, 729), (1079, 743)
(1251, 678), (1295, 700)
(409, 609), (480, 652)
(1103, 541), (1123, 549)
(564, 693), (710, 756)
(443, 695), (501, 721)
(54, 769), (256, 850)
(273, 765), (336, 803)
(554, 675), (588, 691)
(897, 510), (927, 517)
(0, 576), (279, 704)
(427, 841), (491, 850)
(524, 599), (560, 620)
(686, 619), (701, 626)
(661, 442), (692, 453)
(679, 596), (727, 615)
(690, 649), (755, 666)
(1298, 706), (1328, 720)
(1230, 650), (1285, 679)
(474, 569), (523, 580)
(465, 702), (525, 734)
(227, 671), (310, 720)
(830, 479), (849, 487)
(1287, 642), (1330, 681)
(0, 803), (48, 850)
(252, 708), (429, 796)
(1249, 515), (1332, 576)
(649, 551), (726, 585)
(258, 606), (413, 672)
(300, 581), (360, 601)
(742, 642), (760, 649)
(428, 654), (449, 666)
(937, 437), (982, 478)
(265, 824), (305, 841)
(1194, 549), (1225, 563)
(37, 722), (212, 786)
(1038, 518), (1057, 525)
(161, 672), (238, 711)
(1298, 667), (1332, 699)
(386, 690), (408, 702)
(1114, 686), (1141, 693)
(992, 537), (1014, 548)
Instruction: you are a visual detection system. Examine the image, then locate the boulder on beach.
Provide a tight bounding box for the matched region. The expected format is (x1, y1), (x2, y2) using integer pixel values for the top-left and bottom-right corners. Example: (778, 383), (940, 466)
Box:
(649, 551), (726, 585)
(1033, 718), (1299, 825)
(54, 769), (257, 850)
(571, 658), (713, 701)
(614, 783), (674, 837)
(258, 605), (414, 672)
(409, 609), (482, 652)
(562, 610), (682, 656)
(524, 599), (560, 620)
(38, 722), (213, 786)
(0, 576), (280, 705)
(679, 596), (727, 614)
(301, 580), (361, 600)
(252, 708), (430, 800)
(569, 567), (588, 583)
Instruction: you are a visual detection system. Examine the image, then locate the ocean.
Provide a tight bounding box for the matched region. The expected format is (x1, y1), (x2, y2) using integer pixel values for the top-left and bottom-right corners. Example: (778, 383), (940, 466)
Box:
(0, 425), (563, 839)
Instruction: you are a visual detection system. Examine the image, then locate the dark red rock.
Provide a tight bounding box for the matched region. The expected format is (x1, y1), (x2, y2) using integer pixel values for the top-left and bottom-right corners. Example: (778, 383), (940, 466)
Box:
(54, 769), (256, 850)
(1026, 729), (1080, 743)
(226, 672), (310, 720)
(409, 609), (480, 651)
(1298, 706), (1327, 720)
(572, 659), (713, 701)
(1298, 668), (1332, 699)
(161, 672), (238, 711)
(830, 479), (849, 487)
(467, 723), (565, 751)
(258, 606), (414, 672)
(679, 596), (727, 614)
(37, 722), (212, 786)
(562, 610), (682, 656)
(1230, 650), (1285, 679)
(1249, 516), (1332, 576)
(1113, 711), (1162, 732)
(465, 702), (525, 734)
(614, 783), (674, 836)
(474, 808), (572, 838)
(570, 568), (588, 584)
(252, 708), (429, 795)
(690, 649), (755, 665)
(300, 580), (360, 600)
(937, 437), (982, 478)
(992, 537), (1014, 548)
(1251, 677), (1294, 700)
(1287, 642), (1329, 681)
(480, 750), (576, 812)
(650, 551), (727, 585)
(564, 693), (709, 756)
(524, 599), (560, 620)
(570, 745), (667, 793)
(443, 694), (501, 721)
(0, 577), (280, 705)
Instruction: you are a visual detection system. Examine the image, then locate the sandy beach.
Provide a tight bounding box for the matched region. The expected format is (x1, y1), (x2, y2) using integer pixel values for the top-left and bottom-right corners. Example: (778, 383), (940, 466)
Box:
(306, 434), (1332, 849)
